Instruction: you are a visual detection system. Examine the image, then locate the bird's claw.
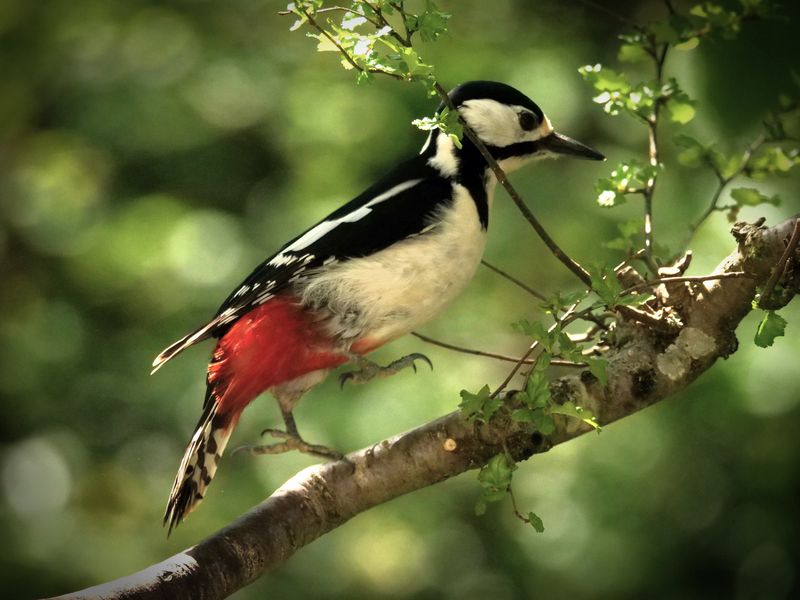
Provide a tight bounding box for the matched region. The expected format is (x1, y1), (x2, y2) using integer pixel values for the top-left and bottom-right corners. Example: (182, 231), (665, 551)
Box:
(338, 352), (433, 388)
(234, 429), (344, 461)
(403, 352), (433, 372)
(338, 371), (356, 389)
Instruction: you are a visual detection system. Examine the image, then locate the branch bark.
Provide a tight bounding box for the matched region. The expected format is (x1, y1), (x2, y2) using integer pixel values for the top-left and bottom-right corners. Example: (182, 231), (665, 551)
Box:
(54, 216), (799, 600)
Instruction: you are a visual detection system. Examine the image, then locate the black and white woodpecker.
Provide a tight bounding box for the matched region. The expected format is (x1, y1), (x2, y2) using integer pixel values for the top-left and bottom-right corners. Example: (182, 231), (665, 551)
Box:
(155, 80), (605, 531)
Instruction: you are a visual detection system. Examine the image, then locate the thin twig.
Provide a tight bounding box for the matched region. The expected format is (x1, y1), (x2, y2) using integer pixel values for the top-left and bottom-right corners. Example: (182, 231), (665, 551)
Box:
(481, 260), (548, 301)
(617, 305), (678, 331)
(363, 1), (411, 47)
(684, 135), (766, 248)
(491, 300), (585, 398)
(411, 332), (587, 367)
(642, 43), (669, 272)
(507, 485), (534, 525)
(758, 219), (800, 308)
(388, 2), (413, 45)
(620, 271), (751, 295)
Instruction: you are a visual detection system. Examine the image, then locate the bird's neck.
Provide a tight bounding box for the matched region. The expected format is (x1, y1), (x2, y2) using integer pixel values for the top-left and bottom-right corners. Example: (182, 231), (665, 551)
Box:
(421, 131), (493, 229)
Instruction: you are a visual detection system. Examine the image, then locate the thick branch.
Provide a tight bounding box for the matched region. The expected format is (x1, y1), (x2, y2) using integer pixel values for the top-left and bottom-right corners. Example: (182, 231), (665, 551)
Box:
(55, 216), (798, 600)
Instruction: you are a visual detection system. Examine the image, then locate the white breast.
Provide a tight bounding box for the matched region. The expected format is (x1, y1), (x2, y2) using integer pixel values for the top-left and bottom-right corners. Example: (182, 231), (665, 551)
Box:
(299, 183), (487, 346)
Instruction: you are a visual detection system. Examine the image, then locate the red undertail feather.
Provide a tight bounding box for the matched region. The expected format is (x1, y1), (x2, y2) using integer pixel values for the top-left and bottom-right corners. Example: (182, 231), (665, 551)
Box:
(164, 296), (348, 531)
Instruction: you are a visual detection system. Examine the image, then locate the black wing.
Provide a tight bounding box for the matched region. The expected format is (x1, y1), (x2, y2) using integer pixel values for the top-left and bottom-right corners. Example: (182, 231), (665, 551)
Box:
(151, 156), (452, 372)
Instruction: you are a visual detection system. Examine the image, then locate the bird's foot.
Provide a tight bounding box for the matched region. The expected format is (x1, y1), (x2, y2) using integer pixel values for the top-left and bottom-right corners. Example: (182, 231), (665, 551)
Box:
(339, 352), (433, 388)
(234, 429), (344, 461)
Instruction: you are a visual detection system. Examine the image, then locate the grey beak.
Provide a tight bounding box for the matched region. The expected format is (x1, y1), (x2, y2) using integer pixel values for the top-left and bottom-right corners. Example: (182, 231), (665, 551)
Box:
(541, 131), (605, 161)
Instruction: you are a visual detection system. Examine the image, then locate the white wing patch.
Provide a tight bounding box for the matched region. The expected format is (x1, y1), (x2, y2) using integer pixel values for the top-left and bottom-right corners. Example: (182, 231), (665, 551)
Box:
(279, 179), (424, 253)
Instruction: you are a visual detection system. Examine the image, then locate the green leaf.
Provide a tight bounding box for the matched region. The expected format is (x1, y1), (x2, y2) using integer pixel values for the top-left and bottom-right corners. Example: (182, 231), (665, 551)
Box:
(674, 134), (706, 167)
(754, 310), (787, 348)
(412, 107), (462, 147)
(440, 107), (464, 148)
(730, 187), (781, 207)
(513, 319), (553, 349)
(525, 370), (551, 408)
(579, 65), (633, 116)
(603, 219), (641, 252)
(511, 408), (541, 422)
(586, 358), (609, 386)
(649, 20), (680, 44)
(415, 1), (451, 42)
(719, 153), (744, 179)
(750, 146), (796, 177)
(477, 454), (515, 495)
(356, 70), (374, 85)
(398, 46), (432, 77)
(688, 3), (742, 36)
(527, 512), (545, 533)
(579, 64), (630, 92)
(459, 385), (502, 422)
(739, 0), (774, 17)
(666, 98), (696, 124)
(540, 291), (586, 315)
(618, 43), (648, 63)
(314, 34), (339, 52)
(538, 414), (556, 435)
(595, 161), (658, 208)
(675, 36), (700, 50)
(548, 401), (602, 431)
(511, 407), (555, 434)
(588, 264), (623, 307)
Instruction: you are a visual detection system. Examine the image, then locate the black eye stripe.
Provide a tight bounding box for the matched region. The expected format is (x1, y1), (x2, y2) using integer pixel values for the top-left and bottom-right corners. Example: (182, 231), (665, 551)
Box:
(518, 112), (537, 131)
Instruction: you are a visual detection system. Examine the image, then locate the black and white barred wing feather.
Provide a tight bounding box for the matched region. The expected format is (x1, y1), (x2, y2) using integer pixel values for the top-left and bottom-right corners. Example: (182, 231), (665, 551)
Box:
(151, 161), (451, 373)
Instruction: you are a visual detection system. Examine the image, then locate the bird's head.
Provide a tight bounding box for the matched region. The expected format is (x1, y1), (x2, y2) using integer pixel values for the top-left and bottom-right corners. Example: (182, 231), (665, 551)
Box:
(425, 80), (605, 174)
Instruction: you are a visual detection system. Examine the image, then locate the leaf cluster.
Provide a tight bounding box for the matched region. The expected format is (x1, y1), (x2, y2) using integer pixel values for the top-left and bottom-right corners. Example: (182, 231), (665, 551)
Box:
(287, 1), (449, 89)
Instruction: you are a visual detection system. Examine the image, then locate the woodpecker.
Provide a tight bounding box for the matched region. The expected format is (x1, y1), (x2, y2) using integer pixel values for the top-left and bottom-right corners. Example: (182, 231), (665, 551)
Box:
(155, 80), (604, 532)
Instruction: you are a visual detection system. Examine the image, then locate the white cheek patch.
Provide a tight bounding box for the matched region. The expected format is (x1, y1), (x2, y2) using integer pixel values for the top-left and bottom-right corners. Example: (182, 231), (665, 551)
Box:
(460, 99), (520, 147)
(459, 99), (552, 148)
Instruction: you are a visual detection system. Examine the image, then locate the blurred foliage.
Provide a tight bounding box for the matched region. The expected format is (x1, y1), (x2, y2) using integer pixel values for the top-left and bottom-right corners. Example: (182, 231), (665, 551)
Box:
(0, 0), (799, 599)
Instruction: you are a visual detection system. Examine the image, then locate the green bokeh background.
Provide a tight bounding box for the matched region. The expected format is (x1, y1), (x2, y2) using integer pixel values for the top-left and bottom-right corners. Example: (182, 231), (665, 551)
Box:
(1, 1), (799, 598)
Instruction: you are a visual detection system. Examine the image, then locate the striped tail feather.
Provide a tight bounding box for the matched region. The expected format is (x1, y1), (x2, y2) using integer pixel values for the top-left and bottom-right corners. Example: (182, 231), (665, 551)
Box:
(151, 321), (218, 375)
(163, 399), (237, 535)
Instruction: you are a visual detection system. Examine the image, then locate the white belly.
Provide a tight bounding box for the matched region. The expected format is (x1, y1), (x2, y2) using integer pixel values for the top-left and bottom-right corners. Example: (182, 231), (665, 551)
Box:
(299, 184), (486, 346)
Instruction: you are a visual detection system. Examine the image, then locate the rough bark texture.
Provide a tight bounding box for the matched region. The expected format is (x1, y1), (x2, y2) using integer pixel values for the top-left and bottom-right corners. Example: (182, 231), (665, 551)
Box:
(53, 217), (799, 600)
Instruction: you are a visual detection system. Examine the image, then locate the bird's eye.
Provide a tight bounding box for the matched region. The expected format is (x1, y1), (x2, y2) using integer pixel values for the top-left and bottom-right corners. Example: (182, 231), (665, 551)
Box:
(518, 112), (537, 132)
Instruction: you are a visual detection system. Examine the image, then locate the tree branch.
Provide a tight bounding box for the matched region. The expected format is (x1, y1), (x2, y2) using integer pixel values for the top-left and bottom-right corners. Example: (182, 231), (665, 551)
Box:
(56, 215), (799, 600)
